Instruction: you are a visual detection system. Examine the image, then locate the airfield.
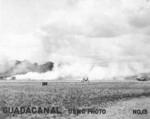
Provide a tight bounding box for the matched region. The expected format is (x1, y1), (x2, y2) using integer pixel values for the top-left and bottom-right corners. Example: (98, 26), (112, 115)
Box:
(0, 80), (150, 119)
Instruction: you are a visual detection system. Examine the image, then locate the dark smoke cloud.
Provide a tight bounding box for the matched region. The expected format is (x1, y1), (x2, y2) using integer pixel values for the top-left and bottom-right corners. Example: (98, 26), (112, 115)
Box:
(0, 60), (54, 79)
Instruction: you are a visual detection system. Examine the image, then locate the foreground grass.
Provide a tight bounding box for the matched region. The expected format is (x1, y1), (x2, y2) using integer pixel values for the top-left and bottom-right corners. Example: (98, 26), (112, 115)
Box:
(0, 81), (150, 119)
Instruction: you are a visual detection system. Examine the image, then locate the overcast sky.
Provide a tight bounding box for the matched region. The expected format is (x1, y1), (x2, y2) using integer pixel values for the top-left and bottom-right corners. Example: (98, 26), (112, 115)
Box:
(0, 0), (65, 61)
(1, 0), (150, 77)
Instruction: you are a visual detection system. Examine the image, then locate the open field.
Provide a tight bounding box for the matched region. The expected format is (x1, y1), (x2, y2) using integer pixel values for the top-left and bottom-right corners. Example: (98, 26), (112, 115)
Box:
(0, 81), (150, 119)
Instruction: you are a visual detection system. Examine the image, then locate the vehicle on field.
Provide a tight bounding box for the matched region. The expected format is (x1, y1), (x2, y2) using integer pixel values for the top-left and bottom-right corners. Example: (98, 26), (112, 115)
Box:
(136, 74), (150, 81)
(81, 77), (89, 82)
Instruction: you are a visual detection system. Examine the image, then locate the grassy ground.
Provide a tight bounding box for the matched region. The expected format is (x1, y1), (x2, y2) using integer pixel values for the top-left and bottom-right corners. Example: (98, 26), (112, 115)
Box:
(0, 81), (150, 119)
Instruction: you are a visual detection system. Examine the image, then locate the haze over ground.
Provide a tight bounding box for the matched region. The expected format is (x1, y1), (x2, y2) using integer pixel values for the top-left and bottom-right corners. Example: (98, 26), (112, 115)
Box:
(1, 0), (150, 80)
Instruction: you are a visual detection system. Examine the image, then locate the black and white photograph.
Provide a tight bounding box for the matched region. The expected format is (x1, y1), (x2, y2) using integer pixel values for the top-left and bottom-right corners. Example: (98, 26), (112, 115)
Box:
(0, 0), (150, 119)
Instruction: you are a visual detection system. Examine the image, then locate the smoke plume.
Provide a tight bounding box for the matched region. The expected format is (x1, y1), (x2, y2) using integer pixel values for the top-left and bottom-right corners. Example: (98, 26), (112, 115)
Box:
(36, 0), (150, 80)
(1, 0), (150, 80)
(0, 60), (53, 79)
